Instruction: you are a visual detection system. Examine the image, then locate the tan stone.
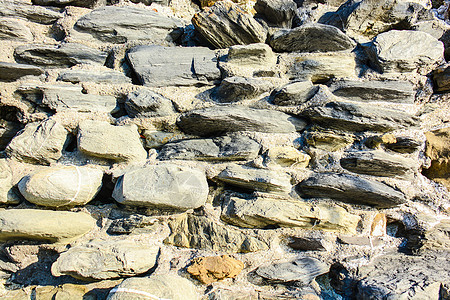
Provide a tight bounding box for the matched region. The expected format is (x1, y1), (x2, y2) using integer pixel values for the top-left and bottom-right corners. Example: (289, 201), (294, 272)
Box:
(423, 127), (450, 190)
(266, 146), (310, 168)
(187, 255), (244, 284)
(370, 213), (387, 237)
(305, 130), (353, 152)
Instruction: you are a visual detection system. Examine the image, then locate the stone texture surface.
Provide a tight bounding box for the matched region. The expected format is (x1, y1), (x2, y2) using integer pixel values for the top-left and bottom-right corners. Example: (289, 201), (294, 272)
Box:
(432, 64), (450, 92)
(0, 209), (96, 242)
(297, 172), (407, 208)
(57, 69), (131, 84)
(164, 214), (269, 253)
(0, 18), (33, 41)
(18, 165), (103, 207)
(0, 159), (17, 204)
(270, 80), (318, 106)
(187, 255), (244, 284)
(125, 89), (175, 118)
(112, 164), (208, 210)
(254, 0), (297, 28)
(266, 146), (310, 167)
(78, 120), (147, 162)
(287, 236), (327, 251)
(0, 0), (63, 24)
(216, 76), (273, 102)
(0, 62), (43, 82)
(422, 127), (450, 190)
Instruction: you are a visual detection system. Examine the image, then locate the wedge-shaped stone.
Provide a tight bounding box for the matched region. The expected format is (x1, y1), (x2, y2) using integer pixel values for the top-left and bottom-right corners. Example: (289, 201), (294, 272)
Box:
(177, 105), (306, 137)
(78, 120), (147, 162)
(112, 164), (208, 210)
(0, 209), (95, 242)
(0, 0), (63, 24)
(74, 6), (184, 44)
(0, 62), (43, 82)
(216, 77), (273, 102)
(340, 150), (417, 178)
(18, 165), (103, 207)
(0, 18), (33, 41)
(221, 195), (360, 234)
(164, 214), (269, 253)
(192, 0), (267, 49)
(52, 240), (159, 280)
(14, 43), (108, 68)
(6, 119), (67, 165)
(216, 164), (292, 193)
(127, 45), (220, 87)
(297, 172), (407, 208)
(300, 101), (419, 132)
(158, 135), (260, 161)
(58, 69), (131, 84)
(270, 23), (355, 53)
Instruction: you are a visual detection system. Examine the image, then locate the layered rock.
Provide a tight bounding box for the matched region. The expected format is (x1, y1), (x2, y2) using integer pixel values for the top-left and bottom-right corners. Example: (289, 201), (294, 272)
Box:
(215, 77), (273, 102)
(270, 80), (318, 106)
(0, 18), (33, 41)
(254, 0), (297, 28)
(0, 0), (63, 24)
(124, 89), (175, 118)
(57, 69), (131, 84)
(187, 255), (244, 284)
(0, 62), (43, 82)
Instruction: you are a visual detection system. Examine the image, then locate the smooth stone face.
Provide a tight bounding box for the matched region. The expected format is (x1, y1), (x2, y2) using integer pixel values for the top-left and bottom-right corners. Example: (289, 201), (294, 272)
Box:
(0, 0), (63, 24)
(192, 0), (267, 49)
(158, 135), (261, 161)
(51, 240), (159, 280)
(216, 77), (273, 102)
(340, 150), (417, 178)
(127, 45), (220, 87)
(0, 18), (33, 41)
(14, 43), (108, 68)
(112, 164), (208, 210)
(221, 195), (360, 234)
(177, 106), (307, 137)
(0, 209), (96, 242)
(270, 81), (319, 106)
(256, 257), (329, 285)
(328, 80), (415, 103)
(106, 275), (199, 300)
(297, 172), (407, 208)
(300, 101), (420, 132)
(187, 255), (244, 284)
(422, 127), (450, 190)
(78, 120), (147, 162)
(74, 6), (184, 44)
(18, 165), (103, 207)
(367, 30), (444, 73)
(270, 23), (355, 53)
(0, 62), (43, 82)
(125, 89), (175, 118)
(164, 214), (269, 253)
(6, 119), (68, 165)
(57, 69), (131, 84)
(254, 0), (297, 28)
(216, 164), (292, 193)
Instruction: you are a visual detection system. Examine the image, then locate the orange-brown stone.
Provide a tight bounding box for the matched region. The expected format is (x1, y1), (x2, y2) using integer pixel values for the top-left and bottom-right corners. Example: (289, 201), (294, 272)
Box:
(187, 255), (244, 284)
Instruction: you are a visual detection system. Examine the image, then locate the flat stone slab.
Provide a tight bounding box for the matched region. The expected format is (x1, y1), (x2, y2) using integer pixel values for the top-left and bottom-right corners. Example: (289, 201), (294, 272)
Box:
(0, 0), (63, 24)
(57, 69), (131, 84)
(125, 89), (175, 118)
(0, 62), (43, 82)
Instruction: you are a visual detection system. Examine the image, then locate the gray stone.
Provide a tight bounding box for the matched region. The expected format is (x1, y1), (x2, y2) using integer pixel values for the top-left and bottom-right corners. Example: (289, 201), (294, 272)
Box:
(221, 195), (360, 234)
(177, 105), (306, 137)
(18, 165), (103, 207)
(127, 45), (220, 87)
(254, 0), (297, 28)
(340, 150), (417, 178)
(164, 214), (269, 253)
(270, 23), (355, 53)
(366, 30), (444, 73)
(112, 164), (208, 210)
(52, 240), (159, 280)
(0, 209), (96, 242)
(14, 43), (108, 68)
(192, 0), (267, 49)
(270, 80), (318, 106)
(78, 120), (147, 163)
(32, 0), (104, 8)
(158, 135), (260, 161)
(107, 275), (199, 300)
(300, 100), (420, 132)
(125, 90), (175, 118)
(287, 236), (327, 251)
(385, 137), (422, 154)
(216, 164), (292, 193)
(0, 62), (43, 82)
(329, 79), (415, 103)
(16, 84), (117, 113)
(216, 77), (273, 102)
(6, 119), (68, 165)
(297, 172), (407, 208)
(0, 0), (63, 24)
(57, 69), (131, 84)
(256, 257), (329, 285)
(0, 18), (32, 41)
(74, 6), (184, 44)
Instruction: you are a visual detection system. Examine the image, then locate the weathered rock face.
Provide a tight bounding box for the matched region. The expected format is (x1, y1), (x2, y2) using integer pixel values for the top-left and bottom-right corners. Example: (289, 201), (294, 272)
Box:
(432, 64), (450, 92)
(385, 136), (422, 154)
(305, 130), (354, 151)
(254, 0), (297, 28)
(164, 214), (269, 253)
(77, 120), (147, 162)
(187, 255), (244, 284)
(14, 43), (108, 68)
(107, 275), (199, 300)
(0, 160), (17, 204)
(125, 89), (175, 118)
(74, 6), (184, 44)
(177, 106), (306, 137)
(270, 24), (355, 53)
(6, 119), (68, 165)
(0, 209), (96, 242)
(0, 18), (33, 41)
(270, 80), (318, 106)
(297, 172), (407, 208)
(51, 240), (159, 280)
(112, 164), (208, 210)
(0, 0), (63, 24)
(127, 45), (220, 87)
(0, 62), (43, 82)
(266, 146), (310, 167)
(192, 0), (267, 49)
(18, 165), (103, 207)
(366, 30), (444, 73)
(158, 135), (261, 161)
(215, 77), (273, 102)
(422, 127), (450, 190)
(221, 195), (360, 234)
(57, 69), (131, 84)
